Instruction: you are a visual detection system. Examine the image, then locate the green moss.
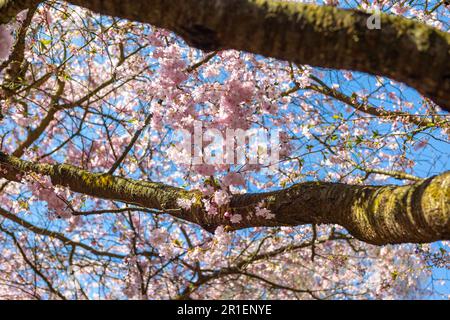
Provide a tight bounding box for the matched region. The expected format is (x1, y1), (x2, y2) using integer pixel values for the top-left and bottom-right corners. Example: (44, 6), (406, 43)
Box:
(428, 174), (446, 199)
(0, 1), (11, 10)
(386, 14), (450, 52)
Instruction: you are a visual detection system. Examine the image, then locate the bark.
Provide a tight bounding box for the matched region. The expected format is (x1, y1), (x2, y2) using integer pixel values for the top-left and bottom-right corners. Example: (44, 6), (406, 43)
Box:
(1, 151), (449, 245)
(2, 0), (449, 111)
(0, 1), (37, 23)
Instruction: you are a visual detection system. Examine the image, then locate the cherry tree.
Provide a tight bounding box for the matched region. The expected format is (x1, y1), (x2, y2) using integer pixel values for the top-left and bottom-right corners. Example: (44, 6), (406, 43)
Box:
(0, 0), (448, 299)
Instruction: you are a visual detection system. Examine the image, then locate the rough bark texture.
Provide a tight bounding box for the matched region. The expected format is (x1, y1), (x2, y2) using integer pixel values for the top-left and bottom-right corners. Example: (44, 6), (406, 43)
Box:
(1, 152), (449, 245)
(2, 0), (448, 111)
(229, 175), (450, 245)
(0, 0), (38, 22)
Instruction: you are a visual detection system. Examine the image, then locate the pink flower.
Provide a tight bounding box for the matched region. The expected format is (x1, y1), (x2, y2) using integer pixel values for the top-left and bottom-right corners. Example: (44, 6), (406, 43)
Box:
(391, 3), (409, 15)
(255, 201), (275, 220)
(44, 9), (53, 25)
(0, 25), (13, 61)
(222, 78), (254, 107)
(414, 139), (428, 150)
(230, 214), (242, 224)
(343, 71), (353, 80)
(222, 172), (245, 187)
(177, 197), (195, 210)
(213, 190), (230, 206)
(158, 46), (188, 86)
(149, 228), (169, 247)
(203, 64), (220, 78)
(202, 199), (218, 215)
(147, 32), (164, 47)
(159, 58), (188, 85)
(194, 164), (217, 176)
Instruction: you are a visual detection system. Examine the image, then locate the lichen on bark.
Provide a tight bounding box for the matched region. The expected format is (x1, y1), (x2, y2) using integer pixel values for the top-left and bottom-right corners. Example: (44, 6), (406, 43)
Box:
(1, 152), (447, 245)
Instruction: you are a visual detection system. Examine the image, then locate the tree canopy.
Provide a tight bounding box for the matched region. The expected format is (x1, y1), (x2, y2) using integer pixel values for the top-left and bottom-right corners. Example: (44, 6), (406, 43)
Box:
(0, 0), (448, 299)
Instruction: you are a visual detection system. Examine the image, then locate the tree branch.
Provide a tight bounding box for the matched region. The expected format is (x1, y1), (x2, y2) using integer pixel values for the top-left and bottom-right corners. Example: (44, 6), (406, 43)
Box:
(0, 151), (448, 245)
(62, 0), (450, 112)
(2, 1), (449, 110)
(0, 206), (128, 259)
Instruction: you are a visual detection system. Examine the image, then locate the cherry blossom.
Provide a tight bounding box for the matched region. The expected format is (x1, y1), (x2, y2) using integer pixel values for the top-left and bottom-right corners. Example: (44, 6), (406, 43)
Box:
(0, 1), (447, 301)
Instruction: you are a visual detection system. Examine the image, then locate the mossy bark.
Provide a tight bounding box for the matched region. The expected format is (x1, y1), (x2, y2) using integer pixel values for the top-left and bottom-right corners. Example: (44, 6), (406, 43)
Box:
(3, 0), (446, 111)
(0, 0), (39, 23)
(229, 174), (450, 245)
(1, 152), (448, 245)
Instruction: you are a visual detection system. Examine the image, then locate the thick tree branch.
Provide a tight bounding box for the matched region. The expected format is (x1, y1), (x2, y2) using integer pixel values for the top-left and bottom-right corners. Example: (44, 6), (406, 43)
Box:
(2, 1), (449, 110)
(24, 0), (450, 113)
(0, 0), (38, 24)
(0, 151), (448, 245)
